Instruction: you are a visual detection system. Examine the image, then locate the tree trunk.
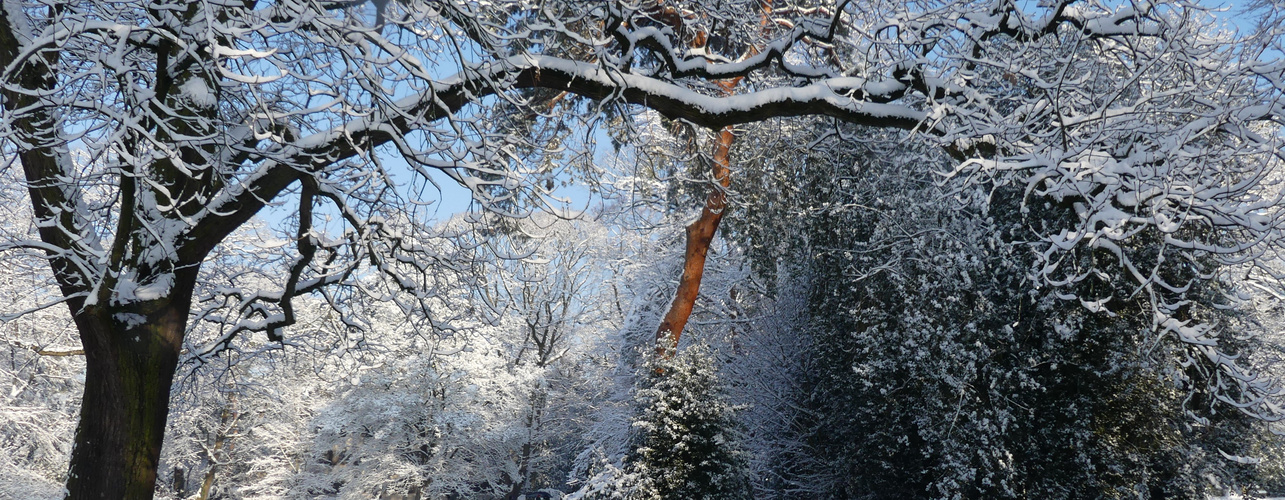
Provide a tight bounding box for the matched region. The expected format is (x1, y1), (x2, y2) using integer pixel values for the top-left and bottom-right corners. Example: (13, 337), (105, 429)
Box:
(64, 297), (189, 500)
(654, 124), (735, 358)
(196, 396), (239, 500)
(652, 0), (769, 357)
(505, 387), (547, 500)
(173, 467), (186, 497)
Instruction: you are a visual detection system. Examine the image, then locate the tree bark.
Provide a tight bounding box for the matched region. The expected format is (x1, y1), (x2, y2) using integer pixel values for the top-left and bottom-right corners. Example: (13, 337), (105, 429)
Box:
(654, 122), (736, 358)
(195, 404), (230, 500)
(652, 1), (770, 358)
(64, 289), (193, 499)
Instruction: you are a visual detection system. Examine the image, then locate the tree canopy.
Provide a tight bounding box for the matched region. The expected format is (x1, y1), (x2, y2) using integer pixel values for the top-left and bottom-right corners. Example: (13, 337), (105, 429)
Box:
(2, 0), (1285, 498)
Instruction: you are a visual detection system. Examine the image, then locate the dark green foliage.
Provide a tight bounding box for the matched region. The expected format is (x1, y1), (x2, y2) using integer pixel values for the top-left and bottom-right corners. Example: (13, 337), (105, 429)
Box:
(623, 345), (753, 500)
(713, 123), (1281, 498)
(791, 166), (1269, 499)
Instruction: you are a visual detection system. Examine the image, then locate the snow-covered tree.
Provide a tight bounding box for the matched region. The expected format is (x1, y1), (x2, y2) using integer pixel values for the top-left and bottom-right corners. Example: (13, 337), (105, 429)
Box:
(575, 344), (751, 500)
(714, 121), (1281, 497)
(3, 0), (1285, 497)
(0, 301), (80, 500)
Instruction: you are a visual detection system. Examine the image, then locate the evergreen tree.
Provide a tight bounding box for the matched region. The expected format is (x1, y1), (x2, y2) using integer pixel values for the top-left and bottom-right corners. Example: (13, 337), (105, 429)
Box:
(716, 119), (1282, 498)
(790, 157), (1273, 499)
(622, 345), (753, 500)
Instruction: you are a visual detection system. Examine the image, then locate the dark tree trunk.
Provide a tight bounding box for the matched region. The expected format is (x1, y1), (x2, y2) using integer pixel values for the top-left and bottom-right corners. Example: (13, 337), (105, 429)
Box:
(65, 291), (192, 499)
(173, 467), (186, 497)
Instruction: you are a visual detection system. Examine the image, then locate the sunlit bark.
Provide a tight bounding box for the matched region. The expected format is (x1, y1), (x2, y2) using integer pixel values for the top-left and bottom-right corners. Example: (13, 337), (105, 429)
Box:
(654, 121), (736, 358)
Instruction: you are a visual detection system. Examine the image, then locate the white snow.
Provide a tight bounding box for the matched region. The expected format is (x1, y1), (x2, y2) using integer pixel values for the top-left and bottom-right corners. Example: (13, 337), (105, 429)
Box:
(112, 312), (147, 329)
(179, 78), (217, 109)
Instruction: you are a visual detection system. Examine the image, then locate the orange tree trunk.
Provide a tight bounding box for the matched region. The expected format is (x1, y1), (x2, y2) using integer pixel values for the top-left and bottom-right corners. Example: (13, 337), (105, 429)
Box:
(652, 1), (771, 357)
(654, 119), (737, 358)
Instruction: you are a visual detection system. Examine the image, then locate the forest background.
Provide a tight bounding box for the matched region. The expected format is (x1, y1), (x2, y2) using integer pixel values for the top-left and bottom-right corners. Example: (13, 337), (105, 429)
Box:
(3, 0), (1285, 498)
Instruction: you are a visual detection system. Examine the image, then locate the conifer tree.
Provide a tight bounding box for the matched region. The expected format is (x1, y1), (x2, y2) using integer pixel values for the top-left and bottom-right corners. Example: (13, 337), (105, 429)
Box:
(622, 344), (752, 500)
